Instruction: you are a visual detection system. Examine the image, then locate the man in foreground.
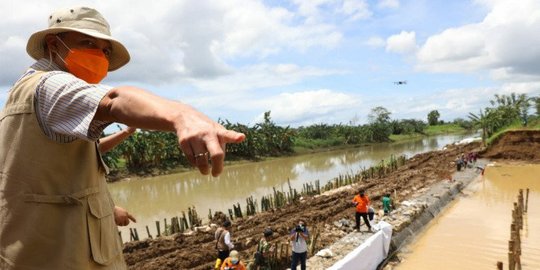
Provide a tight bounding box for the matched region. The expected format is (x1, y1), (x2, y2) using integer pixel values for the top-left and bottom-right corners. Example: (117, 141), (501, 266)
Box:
(0, 6), (244, 269)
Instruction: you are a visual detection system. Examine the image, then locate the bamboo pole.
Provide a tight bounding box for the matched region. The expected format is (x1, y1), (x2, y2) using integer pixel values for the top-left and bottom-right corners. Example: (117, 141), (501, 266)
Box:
(164, 218), (168, 236)
(129, 228), (139, 241)
(170, 217), (177, 234)
(146, 225), (152, 239)
(525, 188), (529, 212)
(156, 221), (161, 237)
(508, 240), (514, 270)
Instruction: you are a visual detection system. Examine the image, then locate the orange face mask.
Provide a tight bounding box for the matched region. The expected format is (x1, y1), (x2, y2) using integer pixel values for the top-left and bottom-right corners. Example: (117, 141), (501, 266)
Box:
(56, 36), (109, 84)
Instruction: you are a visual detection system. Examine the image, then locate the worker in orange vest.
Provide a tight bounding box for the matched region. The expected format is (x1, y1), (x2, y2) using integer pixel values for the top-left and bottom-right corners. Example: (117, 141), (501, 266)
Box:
(352, 189), (372, 232)
(221, 250), (246, 270)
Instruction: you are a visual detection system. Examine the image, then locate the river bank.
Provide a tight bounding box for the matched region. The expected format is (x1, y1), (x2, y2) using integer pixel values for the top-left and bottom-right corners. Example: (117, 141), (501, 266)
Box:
(107, 129), (472, 182)
(122, 132), (497, 269)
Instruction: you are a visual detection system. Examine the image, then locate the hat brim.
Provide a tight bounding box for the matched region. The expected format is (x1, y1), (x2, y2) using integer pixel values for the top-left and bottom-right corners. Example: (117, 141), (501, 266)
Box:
(26, 27), (130, 71)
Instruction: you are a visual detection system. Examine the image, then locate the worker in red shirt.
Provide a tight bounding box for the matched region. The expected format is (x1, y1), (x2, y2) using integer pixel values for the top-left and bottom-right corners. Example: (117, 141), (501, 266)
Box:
(352, 189), (372, 232)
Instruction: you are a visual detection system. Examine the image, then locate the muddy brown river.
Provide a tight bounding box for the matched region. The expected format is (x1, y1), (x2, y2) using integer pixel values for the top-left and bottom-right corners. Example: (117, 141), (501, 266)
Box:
(395, 163), (540, 270)
(108, 134), (473, 241)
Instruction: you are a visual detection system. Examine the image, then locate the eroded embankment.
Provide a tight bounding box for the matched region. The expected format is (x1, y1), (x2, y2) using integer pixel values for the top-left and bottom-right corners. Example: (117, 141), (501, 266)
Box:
(482, 130), (540, 162)
(123, 139), (482, 270)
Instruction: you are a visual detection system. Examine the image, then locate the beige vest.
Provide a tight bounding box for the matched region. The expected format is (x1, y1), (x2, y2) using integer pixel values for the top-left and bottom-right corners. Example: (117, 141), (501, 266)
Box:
(0, 71), (126, 270)
(215, 228), (229, 251)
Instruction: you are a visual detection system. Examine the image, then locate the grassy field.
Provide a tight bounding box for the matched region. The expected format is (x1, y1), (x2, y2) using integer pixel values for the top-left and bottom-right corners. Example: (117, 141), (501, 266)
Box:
(389, 123), (468, 142)
(294, 123), (468, 153)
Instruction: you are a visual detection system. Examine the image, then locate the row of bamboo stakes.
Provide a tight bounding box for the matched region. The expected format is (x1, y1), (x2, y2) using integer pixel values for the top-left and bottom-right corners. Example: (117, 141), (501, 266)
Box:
(122, 206), (202, 242)
(121, 154), (408, 243)
(496, 188), (529, 270)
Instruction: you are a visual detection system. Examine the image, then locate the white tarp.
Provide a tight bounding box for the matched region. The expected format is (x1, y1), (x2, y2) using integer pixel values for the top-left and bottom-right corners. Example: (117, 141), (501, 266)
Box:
(328, 221), (393, 270)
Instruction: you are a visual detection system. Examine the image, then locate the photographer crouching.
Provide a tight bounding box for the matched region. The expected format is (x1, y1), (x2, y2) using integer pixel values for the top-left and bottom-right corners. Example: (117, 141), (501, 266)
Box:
(289, 219), (309, 270)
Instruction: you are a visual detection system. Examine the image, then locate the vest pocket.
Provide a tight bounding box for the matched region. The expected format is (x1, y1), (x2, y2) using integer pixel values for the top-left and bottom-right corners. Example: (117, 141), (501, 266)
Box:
(87, 194), (120, 265)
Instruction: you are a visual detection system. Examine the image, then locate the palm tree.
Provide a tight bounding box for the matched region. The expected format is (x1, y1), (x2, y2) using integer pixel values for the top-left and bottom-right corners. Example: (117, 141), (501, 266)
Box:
(468, 108), (505, 146)
(468, 110), (489, 146)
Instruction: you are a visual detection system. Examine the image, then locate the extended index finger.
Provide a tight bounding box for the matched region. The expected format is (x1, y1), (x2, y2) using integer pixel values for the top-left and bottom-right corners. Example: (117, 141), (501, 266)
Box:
(219, 129), (246, 144)
(208, 130), (245, 177)
(128, 213), (137, 223)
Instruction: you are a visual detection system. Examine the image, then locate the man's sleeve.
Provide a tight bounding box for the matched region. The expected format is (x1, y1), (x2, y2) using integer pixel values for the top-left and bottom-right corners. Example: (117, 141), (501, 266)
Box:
(35, 71), (112, 142)
(224, 232), (234, 249)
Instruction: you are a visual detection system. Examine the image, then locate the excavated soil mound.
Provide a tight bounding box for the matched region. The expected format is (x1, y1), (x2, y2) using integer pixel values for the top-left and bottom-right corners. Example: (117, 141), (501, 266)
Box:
(482, 130), (540, 162)
(123, 140), (485, 270)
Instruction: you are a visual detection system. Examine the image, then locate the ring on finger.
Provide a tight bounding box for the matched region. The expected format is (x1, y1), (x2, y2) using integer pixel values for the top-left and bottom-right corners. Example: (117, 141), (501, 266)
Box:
(194, 152), (209, 159)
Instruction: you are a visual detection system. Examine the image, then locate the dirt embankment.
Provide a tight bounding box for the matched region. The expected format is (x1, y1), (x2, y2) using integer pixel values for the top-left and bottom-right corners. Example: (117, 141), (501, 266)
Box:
(482, 130), (540, 162)
(122, 130), (539, 270)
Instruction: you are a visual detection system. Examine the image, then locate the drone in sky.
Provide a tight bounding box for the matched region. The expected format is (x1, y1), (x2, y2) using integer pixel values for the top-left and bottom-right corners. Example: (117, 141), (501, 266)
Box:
(393, 80), (407, 85)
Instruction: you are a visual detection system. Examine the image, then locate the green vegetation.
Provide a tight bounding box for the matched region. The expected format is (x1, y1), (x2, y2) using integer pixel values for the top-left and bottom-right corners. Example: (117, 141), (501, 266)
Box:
(484, 116), (540, 146)
(103, 92), (539, 178)
(467, 93), (540, 145)
(389, 123), (467, 142)
(103, 107), (435, 177)
(424, 123), (467, 135)
(427, 110), (440, 125)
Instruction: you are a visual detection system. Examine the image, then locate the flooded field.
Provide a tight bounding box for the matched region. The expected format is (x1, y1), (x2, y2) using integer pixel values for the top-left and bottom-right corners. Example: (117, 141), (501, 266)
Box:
(395, 163), (540, 270)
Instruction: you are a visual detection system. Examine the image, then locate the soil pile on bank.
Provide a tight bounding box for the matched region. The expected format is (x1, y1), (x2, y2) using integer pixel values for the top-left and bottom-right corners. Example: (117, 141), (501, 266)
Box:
(123, 139), (487, 270)
(482, 130), (540, 162)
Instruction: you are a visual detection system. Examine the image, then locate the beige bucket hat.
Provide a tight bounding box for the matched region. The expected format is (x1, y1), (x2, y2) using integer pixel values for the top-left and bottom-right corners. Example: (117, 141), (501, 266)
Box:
(26, 6), (130, 71)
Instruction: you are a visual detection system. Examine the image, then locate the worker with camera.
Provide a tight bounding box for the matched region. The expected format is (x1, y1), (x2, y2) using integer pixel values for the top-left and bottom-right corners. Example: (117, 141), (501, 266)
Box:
(289, 219), (309, 270)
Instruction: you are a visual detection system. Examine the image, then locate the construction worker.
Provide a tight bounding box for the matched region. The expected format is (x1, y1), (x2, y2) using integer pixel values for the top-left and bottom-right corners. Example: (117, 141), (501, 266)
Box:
(382, 193), (393, 215)
(352, 189), (372, 232)
(221, 250), (246, 270)
(252, 228), (273, 270)
(215, 220), (234, 269)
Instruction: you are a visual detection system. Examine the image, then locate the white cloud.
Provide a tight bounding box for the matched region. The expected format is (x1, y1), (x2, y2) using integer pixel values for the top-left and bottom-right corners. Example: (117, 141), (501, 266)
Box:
(377, 0), (400, 9)
(365, 36), (386, 47)
(340, 0), (372, 21)
(185, 63), (344, 96)
(385, 83), (540, 121)
(292, 0), (333, 23)
(292, 0), (372, 23)
(386, 31), (417, 54)
(251, 89), (361, 125)
(0, 0), (344, 86)
(416, 0), (540, 82)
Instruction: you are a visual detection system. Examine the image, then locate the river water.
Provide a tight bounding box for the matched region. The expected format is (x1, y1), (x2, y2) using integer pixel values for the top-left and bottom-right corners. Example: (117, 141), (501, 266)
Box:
(395, 163), (540, 270)
(108, 134), (473, 241)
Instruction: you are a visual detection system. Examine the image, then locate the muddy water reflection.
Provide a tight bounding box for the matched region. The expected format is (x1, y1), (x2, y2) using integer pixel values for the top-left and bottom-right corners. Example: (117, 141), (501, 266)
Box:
(396, 164), (540, 270)
(108, 134), (472, 240)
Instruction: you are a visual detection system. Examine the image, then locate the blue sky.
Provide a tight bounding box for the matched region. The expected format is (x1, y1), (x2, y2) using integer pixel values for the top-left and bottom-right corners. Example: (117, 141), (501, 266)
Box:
(1, 0), (539, 128)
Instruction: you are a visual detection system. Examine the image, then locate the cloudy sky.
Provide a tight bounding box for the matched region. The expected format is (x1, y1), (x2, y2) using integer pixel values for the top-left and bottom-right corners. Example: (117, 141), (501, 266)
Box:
(1, 0), (539, 127)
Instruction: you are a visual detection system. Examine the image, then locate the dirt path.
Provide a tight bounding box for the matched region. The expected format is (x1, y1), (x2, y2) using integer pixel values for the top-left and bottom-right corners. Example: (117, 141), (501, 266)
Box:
(122, 130), (539, 270)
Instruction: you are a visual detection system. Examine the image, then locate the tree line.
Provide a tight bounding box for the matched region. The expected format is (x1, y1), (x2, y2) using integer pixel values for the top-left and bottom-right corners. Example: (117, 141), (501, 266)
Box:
(103, 92), (539, 176)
